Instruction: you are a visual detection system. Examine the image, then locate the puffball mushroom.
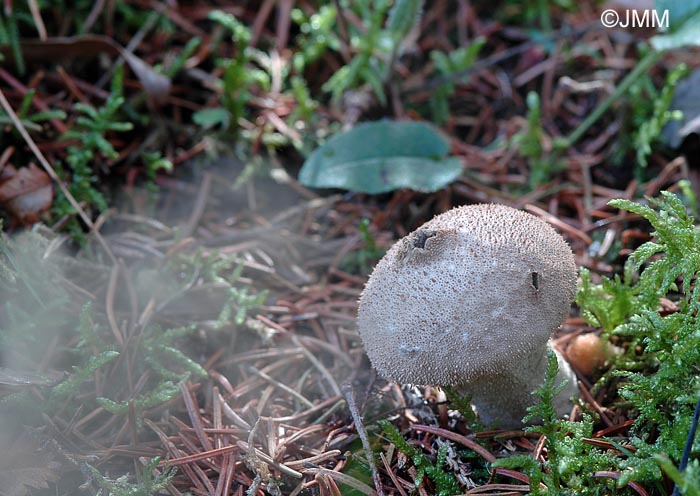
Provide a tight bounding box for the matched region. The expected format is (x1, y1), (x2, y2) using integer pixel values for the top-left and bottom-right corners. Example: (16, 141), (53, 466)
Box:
(357, 203), (579, 428)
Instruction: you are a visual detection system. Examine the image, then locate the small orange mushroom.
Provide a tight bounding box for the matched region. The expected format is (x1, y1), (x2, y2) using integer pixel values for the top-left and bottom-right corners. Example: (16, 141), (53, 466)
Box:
(567, 333), (610, 376)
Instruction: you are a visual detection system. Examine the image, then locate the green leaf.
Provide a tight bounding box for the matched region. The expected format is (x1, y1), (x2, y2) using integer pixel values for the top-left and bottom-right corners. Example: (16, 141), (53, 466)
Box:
(657, 0), (700, 31)
(651, 7), (700, 51)
(192, 107), (230, 129)
(51, 351), (119, 403)
(654, 455), (700, 495)
(387, 0), (424, 43)
(299, 120), (462, 194)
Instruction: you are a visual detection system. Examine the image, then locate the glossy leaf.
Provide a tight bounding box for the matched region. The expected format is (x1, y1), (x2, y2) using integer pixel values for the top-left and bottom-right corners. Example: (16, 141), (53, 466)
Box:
(657, 0), (700, 31)
(299, 120), (462, 194)
(651, 1), (700, 50)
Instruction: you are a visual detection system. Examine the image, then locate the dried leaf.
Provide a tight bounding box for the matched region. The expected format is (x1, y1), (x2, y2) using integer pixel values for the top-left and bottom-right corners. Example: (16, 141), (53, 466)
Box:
(0, 35), (171, 102)
(0, 164), (53, 224)
(122, 51), (171, 104)
(0, 433), (61, 496)
(0, 367), (52, 387)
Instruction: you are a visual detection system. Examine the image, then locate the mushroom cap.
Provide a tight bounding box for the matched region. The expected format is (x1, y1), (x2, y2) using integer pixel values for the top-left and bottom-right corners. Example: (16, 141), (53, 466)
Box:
(357, 203), (577, 386)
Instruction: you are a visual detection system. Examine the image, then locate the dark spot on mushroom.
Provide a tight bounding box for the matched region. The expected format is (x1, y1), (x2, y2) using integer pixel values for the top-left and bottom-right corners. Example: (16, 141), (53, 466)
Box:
(531, 271), (540, 291)
(413, 230), (437, 249)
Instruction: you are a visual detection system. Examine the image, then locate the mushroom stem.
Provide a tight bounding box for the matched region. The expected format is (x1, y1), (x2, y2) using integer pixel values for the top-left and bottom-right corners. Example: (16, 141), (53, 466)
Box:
(457, 344), (578, 429)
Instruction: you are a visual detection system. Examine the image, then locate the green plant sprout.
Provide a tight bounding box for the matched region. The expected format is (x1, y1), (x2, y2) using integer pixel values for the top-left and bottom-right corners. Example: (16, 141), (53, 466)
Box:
(216, 280), (268, 329)
(197, 10), (269, 134)
(501, 0), (574, 32)
(53, 66), (133, 238)
(553, 50), (662, 153)
(63, 67), (134, 159)
(291, 5), (340, 73)
(579, 189), (700, 488)
(630, 63), (687, 170)
(84, 456), (177, 496)
(656, 456), (700, 496)
(0, 89), (66, 131)
(323, 0), (424, 105)
(429, 40), (485, 124)
(385, 0), (424, 78)
(50, 350), (120, 405)
(199, 9), (318, 152)
(661, 393), (700, 496)
(493, 351), (616, 495)
(142, 151), (174, 192)
(322, 0), (392, 104)
(0, 2), (32, 74)
(341, 218), (385, 275)
(512, 91), (567, 189)
(162, 36), (202, 78)
(47, 301), (206, 417)
(379, 419), (462, 496)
